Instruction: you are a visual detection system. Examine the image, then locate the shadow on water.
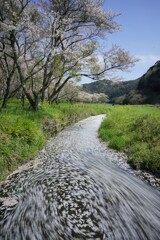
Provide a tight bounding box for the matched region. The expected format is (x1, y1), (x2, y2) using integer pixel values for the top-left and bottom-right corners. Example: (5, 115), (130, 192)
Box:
(0, 115), (160, 239)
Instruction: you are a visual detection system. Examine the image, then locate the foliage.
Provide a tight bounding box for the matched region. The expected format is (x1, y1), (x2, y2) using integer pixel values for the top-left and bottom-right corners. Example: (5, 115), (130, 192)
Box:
(99, 105), (160, 173)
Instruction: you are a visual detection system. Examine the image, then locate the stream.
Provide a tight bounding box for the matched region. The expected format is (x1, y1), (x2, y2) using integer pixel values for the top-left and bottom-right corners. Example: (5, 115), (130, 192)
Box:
(0, 115), (160, 240)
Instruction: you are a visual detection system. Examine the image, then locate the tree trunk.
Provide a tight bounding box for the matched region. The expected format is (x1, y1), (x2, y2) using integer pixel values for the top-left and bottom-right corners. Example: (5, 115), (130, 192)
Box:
(2, 95), (8, 108)
(48, 76), (71, 103)
(10, 31), (38, 111)
(33, 93), (39, 111)
(41, 88), (45, 103)
(24, 90), (39, 111)
(21, 90), (25, 107)
(1, 77), (11, 108)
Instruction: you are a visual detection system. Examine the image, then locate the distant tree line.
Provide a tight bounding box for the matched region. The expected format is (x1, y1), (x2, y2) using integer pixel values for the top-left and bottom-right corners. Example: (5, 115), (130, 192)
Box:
(83, 79), (140, 102)
(58, 81), (109, 103)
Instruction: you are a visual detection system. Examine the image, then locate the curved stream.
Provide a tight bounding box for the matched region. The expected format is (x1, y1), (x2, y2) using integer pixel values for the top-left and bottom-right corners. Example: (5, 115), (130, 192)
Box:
(0, 115), (160, 240)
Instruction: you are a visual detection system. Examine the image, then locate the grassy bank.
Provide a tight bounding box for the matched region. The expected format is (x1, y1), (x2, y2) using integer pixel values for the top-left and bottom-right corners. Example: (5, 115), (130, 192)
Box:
(0, 99), (109, 180)
(99, 105), (160, 174)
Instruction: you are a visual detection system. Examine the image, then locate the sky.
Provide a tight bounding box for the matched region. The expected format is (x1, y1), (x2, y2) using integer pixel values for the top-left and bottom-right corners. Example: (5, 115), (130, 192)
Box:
(82, 0), (160, 83)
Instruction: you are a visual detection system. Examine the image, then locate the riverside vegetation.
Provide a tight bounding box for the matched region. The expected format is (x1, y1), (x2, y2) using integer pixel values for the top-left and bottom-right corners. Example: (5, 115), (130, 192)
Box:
(99, 105), (160, 175)
(0, 100), (160, 180)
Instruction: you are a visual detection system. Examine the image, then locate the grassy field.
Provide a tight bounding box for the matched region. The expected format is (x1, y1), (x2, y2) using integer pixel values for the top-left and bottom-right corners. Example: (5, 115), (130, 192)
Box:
(99, 105), (160, 174)
(0, 99), (109, 180)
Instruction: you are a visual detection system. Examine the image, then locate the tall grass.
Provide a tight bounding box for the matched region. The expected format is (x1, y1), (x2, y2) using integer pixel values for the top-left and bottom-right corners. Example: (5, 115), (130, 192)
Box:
(99, 105), (160, 174)
(0, 99), (109, 180)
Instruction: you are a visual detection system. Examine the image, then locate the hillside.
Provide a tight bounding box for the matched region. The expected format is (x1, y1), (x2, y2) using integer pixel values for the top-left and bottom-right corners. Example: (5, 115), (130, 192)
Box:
(123, 61), (160, 104)
(83, 61), (160, 104)
(138, 61), (160, 91)
(83, 79), (139, 102)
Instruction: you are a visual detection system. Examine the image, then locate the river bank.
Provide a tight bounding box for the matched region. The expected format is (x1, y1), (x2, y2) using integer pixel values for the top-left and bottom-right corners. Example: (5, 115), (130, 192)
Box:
(1, 102), (160, 189)
(101, 144), (160, 191)
(99, 105), (160, 175)
(0, 101), (109, 180)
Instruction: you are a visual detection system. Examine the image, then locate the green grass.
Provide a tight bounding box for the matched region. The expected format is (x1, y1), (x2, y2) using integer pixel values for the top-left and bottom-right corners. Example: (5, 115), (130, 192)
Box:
(99, 105), (160, 174)
(0, 99), (109, 180)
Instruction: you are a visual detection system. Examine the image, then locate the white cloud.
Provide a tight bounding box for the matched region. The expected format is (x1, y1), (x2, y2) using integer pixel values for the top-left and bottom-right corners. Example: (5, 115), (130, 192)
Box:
(136, 54), (160, 64)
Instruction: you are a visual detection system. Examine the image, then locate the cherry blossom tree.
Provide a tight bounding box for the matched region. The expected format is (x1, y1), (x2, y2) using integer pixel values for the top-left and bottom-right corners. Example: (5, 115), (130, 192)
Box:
(40, 0), (137, 103)
(0, 0), (43, 109)
(0, 0), (138, 110)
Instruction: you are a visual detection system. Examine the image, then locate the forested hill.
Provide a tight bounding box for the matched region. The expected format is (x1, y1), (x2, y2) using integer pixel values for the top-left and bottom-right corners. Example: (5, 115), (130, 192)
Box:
(138, 61), (160, 92)
(83, 79), (139, 102)
(122, 61), (160, 104)
(83, 61), (160, 104)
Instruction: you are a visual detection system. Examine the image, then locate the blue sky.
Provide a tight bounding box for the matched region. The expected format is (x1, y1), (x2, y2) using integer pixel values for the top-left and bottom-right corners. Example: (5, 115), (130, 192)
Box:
(104, 0), (160, 80)
(82, 0), (160, 83)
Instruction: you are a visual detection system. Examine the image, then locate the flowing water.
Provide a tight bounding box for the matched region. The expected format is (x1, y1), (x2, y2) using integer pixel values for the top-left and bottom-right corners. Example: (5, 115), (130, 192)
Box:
(0, 115), (160, 240)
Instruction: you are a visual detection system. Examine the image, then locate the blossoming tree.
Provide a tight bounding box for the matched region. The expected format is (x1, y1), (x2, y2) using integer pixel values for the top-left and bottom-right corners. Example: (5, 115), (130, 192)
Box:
(0, 0), (137, 110)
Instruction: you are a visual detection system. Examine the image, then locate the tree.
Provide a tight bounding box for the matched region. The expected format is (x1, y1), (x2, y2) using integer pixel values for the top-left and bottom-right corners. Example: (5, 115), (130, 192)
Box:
(42, 0), (137, 103)
(0, 0), (20, 107)
(0, 0), (43, 109)
(54, 81), (80, 103)
(0, 0), (138, 110)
